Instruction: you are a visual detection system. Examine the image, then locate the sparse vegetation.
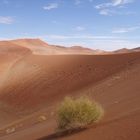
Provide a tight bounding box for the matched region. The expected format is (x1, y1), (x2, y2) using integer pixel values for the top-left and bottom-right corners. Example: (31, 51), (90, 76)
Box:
(57, 96), (104, 131)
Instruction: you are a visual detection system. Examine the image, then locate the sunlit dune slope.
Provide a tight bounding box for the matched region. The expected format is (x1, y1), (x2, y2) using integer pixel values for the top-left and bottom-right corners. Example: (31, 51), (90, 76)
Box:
(0, 41), (31, 84)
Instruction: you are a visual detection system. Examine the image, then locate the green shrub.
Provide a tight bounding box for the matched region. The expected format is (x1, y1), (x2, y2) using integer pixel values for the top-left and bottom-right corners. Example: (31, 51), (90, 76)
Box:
(57, 96), (104, 131)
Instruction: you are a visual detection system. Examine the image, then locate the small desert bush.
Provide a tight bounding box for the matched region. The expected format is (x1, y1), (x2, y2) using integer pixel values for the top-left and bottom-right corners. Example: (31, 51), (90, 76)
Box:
(57, 96), (103, 131)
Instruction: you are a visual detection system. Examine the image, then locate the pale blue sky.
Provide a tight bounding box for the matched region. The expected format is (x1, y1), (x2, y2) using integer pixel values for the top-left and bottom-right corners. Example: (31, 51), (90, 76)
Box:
(0, 0), (140, 50)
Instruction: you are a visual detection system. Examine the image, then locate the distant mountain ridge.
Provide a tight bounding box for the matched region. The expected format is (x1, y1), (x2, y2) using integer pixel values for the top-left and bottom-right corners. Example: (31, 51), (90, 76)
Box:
(114, 47), (140, 53)
(131, 47), (140, 52)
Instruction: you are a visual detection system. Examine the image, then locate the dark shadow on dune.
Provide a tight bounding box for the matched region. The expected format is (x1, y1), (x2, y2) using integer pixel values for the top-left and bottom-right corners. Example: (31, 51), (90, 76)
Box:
(37, 128), (87, 140)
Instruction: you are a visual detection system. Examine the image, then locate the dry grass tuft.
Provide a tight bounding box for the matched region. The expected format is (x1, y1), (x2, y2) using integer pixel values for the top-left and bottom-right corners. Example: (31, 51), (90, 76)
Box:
(57, 96), (104, 131)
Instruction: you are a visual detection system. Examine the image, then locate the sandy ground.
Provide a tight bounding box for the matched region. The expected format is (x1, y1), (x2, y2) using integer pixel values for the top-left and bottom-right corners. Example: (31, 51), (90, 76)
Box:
(0, 44), (140, 140)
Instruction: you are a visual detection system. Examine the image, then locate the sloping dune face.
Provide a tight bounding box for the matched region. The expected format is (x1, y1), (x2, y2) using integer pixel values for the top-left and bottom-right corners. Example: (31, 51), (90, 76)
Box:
(58, 54), (140, 140)
(0, 41), (31, 127)
(0, 54), (135, 107)
(0, 52), (140, 112)
(11, 39), (52, 55)
(0, 41), (31, 56)
(0, 41), (31, 69)
(0, 49), (140, 140)
(0, 41), (31, 84)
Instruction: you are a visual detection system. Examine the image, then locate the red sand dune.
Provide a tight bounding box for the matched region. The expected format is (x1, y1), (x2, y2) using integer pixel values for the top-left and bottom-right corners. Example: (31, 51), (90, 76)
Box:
(0, 39), (140, 140)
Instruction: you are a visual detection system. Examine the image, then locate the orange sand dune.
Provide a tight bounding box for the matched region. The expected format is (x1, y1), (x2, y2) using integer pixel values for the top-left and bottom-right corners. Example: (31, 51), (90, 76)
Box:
(0, 40), (31, 55)
(0, 41), (31, 128)
(11, 39), (51, 55)
(0, 50), (140, 140)
(0, 41), (31, 84)
(10, 38), (106, 55)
